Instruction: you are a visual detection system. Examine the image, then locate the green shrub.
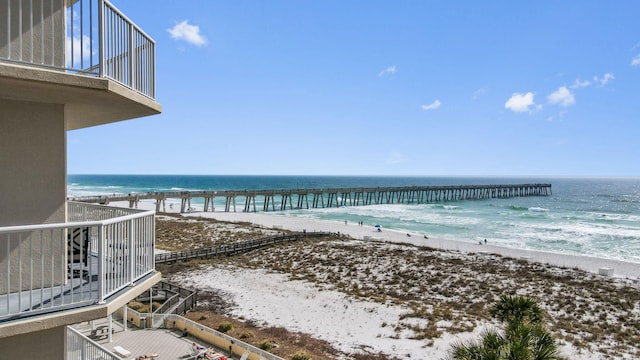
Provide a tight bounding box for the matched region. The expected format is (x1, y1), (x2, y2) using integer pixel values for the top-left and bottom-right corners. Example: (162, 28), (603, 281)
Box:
(291, 350), (311, 360)
(259, 340), (273, 350)
(217, 322), (233, 333)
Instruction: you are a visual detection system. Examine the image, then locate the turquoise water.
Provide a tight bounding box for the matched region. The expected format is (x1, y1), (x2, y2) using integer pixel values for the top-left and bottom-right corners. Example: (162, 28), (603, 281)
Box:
(68, 175), (640, 263)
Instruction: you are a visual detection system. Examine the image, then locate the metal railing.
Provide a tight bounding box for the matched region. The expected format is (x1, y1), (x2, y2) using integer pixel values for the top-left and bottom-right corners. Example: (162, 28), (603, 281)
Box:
(156, 281), (198, 316)
(66, 326), (120, 360)
(151, 282), (197, 327)
(0, 0), (156, 98)
(0, 202), (155, 321)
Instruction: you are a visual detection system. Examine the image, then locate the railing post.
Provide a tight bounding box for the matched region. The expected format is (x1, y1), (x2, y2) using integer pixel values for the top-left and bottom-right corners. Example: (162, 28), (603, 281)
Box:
(151, 214), (156, 270)
(128, 218), (134, 284)
(128, 21), (134, 88)
(151, 41), (156, 98)
(97, 224), (105, 303)
(98, 0), (105, 77)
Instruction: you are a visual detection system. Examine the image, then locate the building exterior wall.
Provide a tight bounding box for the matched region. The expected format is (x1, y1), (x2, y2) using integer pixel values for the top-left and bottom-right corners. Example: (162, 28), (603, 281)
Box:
(0, 98), (66, 292)
(1, 2), (161, 356)
(0, 325), (65, 360)
(0, 0), (66, 67)
(0, 98), (66, 226)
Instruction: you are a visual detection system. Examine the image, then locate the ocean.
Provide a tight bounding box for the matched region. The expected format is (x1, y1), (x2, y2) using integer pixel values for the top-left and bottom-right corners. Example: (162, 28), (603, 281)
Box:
(68, 175), (640, 263)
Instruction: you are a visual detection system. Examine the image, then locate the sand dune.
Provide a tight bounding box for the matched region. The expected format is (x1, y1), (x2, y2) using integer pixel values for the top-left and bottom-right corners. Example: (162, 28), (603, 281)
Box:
(130, 201), (640, 359)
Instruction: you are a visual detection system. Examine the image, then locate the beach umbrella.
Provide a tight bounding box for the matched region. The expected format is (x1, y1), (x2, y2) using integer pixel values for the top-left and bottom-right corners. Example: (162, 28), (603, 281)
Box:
(374, 224), (381, 228)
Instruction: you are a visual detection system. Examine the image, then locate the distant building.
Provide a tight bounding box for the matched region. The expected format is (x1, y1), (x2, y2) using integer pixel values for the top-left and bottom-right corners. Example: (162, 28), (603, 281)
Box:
(1, 1), (162, 358)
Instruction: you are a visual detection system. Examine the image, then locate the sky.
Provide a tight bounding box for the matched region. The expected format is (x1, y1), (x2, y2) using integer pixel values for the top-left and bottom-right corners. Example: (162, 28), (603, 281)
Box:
(67, 1), (640, 177)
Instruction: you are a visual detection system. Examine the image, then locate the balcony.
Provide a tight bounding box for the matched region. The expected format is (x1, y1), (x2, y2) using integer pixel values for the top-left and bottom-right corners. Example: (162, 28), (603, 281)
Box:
(0, 202), (156, 322)
(1, 0), (155, 99)
(0, 0), (161, 129)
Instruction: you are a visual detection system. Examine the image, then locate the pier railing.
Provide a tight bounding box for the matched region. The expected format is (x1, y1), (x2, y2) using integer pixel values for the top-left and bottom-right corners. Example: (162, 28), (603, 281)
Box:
(0, 0), (156, 99)
(0, 202), (155, 321)
(70, 183), (552, 213)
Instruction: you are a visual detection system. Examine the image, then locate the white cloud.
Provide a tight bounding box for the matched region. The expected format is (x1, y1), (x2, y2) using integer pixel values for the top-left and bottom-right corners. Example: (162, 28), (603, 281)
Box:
(378, 66), (397, 77)
(547, 110), (567, 122)
(593, 73), (614, 86)
(505, 92), (536, 112)
(385, 151), (407, 164)
(633, 55), (640, 66)
(65, 34), (92, 68)
(570, 78), (590, 89)
(168, 20), (206, 46)
(65, 10), (93, 68)
(547, 86), (575, 107)
(421, 100), (441, 111)
(472, 88), (487, 100)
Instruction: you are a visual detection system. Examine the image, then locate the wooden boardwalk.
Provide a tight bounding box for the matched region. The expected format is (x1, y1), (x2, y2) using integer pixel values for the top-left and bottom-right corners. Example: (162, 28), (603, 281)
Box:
(155, 232), (332, 264)
(70, 183), (552, 213)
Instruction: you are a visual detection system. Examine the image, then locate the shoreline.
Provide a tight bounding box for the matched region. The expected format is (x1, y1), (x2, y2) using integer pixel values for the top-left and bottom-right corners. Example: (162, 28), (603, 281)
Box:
(153, 205), (639, 280)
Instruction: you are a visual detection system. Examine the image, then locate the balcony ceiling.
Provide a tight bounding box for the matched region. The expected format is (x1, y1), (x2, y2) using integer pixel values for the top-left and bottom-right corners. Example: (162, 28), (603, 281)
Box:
(0, 62), (162, 130)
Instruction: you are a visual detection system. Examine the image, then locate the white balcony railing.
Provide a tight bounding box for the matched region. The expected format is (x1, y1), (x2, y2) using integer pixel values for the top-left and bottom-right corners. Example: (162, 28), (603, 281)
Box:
(66, 326), (120, 360)
(0, 202), (155, 321)
(0, 0), (156, 99)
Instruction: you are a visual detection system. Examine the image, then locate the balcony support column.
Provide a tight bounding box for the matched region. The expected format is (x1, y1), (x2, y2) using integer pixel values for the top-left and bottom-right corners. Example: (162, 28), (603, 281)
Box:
(123, 305), (128, 331)
(108, 313), (113, 343)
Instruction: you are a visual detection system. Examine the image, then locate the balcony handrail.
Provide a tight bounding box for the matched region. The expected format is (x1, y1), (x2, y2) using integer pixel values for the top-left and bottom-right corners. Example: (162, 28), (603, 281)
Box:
(98, 0), (155, 45)
(0, 203), (156, 321)
(0, 0), (156, 99)
(0, 211), (153, 234)
(67, 326), (120, 360)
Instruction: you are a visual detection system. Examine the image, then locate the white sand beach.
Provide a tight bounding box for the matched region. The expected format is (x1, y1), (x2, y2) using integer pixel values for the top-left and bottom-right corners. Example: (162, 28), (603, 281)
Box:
(174, 266), (497, 359)
(132, 201), (640, 359)
(187, 209), (640, 280)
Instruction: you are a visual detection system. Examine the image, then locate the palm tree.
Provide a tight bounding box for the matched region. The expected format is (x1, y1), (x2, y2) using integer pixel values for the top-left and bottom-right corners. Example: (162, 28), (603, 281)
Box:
(445, 295), (566, 360)
(490, 295), (544, 326)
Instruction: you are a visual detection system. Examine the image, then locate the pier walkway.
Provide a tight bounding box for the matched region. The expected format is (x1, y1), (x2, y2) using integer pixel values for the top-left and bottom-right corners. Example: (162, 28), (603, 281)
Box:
(69, 183), (552, 213)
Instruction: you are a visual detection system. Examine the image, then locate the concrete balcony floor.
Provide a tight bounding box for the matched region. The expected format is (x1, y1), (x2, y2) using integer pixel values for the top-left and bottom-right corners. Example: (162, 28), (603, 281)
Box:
(72, 319), (235, 360)
(1, 253), (154, 321)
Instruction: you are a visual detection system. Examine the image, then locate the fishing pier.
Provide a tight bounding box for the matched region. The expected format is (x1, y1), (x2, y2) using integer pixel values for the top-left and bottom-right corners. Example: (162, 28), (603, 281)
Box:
(70, 183), (552, 213)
